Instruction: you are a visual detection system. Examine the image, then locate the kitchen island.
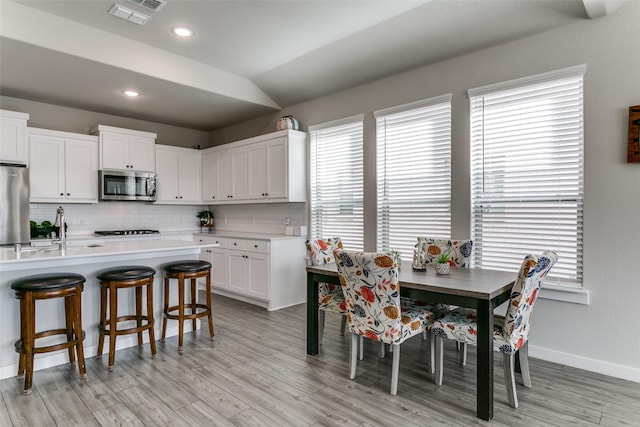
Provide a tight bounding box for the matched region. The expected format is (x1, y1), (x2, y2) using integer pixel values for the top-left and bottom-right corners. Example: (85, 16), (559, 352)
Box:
(0, 239), (218, 380)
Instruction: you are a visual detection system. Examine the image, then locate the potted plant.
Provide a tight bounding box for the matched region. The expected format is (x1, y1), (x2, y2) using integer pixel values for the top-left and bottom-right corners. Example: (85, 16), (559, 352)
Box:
(435, 253), (451, 275)
(197, 209), (214, 227)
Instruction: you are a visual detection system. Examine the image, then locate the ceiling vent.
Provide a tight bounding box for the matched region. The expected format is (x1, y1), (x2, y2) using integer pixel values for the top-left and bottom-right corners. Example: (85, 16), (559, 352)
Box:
(126, 0), (167, 12)
(108, 3), (150, 25)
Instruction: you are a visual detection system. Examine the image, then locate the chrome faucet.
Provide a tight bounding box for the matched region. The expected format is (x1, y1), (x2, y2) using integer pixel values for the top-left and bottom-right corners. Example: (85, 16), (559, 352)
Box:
(53, 206), (66, 249)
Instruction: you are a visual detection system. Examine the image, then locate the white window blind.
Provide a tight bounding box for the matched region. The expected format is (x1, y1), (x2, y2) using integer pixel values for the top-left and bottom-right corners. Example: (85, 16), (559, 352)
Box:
(469, 66), (585, 284)
(375, 95), (452, 260)
(309, 117), (364, 250)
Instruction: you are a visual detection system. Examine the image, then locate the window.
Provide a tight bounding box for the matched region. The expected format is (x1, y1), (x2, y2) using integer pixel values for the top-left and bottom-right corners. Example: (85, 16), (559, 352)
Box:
(469, 65), (585, 284)
(309, 116), (364, 250)
(375, 95), (452, 260)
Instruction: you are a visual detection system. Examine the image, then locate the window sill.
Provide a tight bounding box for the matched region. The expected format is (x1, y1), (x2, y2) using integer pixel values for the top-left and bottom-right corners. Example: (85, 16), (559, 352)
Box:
(540, 282), (589, 305)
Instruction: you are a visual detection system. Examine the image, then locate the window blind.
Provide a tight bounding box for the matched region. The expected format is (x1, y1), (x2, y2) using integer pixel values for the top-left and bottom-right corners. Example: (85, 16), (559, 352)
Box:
(309, 118), (364, 250)
(375, 96), (452, 260)
(470, 67), (584, 284)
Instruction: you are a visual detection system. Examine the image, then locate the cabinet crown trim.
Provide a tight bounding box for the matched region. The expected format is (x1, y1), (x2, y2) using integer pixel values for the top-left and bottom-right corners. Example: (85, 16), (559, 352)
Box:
(91, 124), (157, 139)
(28, 127), (98, 142)
(0, 109), (30, 120)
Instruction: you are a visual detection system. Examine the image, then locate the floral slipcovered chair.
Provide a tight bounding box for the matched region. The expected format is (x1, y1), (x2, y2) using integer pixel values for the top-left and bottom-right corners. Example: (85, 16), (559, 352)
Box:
(408, 238), (474, 368)
(412, 238), (473, 270)
(334, 249), (437, 395)
(305, 237), (347, 344)
(431, 250), (558, 408)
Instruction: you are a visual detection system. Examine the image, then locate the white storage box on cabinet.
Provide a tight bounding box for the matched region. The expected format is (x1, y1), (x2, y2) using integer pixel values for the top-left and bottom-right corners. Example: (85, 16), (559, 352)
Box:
(0, 110), (29, 165)
(93, 124), (156, 172)
(28, 128), (99, 203)
(155, 145), (201, 204)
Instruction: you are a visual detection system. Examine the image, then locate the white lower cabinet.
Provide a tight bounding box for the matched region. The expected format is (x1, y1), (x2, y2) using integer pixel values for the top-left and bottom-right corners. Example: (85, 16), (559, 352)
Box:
(197, 234), (306, 310)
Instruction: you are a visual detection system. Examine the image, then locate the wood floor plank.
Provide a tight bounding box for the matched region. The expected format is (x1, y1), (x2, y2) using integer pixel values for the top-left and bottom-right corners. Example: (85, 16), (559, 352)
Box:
(92, 403), (145, 427)
(39, 387), (101, 426)
(2, 391), (53, 427)
(1, 293), (639, 427)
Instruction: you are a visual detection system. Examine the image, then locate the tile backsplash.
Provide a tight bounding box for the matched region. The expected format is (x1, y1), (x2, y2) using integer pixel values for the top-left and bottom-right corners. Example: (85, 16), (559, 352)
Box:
(29, 202), (307, 237)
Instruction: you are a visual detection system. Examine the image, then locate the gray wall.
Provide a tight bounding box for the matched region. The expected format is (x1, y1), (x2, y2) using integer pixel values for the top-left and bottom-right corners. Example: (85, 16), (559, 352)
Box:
(211, 2), (640, 380)
(0, 96), (209, 149)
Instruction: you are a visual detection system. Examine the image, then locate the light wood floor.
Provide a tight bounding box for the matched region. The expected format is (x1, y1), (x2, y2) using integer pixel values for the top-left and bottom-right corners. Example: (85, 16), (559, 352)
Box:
(1, 294), (639, 426)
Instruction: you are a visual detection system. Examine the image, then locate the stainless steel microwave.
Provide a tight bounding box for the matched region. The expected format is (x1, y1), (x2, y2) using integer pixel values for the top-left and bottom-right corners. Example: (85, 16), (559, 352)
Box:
(99, 170), (157, 201)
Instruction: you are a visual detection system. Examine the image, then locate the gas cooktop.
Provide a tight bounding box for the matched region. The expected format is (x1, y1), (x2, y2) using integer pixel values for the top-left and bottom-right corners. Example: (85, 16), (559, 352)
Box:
(95, 229), (160, 236)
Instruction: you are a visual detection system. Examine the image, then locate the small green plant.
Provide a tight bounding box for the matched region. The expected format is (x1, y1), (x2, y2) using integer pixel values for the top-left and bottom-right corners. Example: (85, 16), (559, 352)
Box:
(390, 249), (401, 259)
(436, 253), (450, 264)
(197, 209), (213, 219)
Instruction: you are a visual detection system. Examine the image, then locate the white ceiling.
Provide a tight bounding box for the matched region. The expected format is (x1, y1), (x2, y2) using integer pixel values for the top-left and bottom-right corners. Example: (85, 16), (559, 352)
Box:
(0, 0), (616, 131)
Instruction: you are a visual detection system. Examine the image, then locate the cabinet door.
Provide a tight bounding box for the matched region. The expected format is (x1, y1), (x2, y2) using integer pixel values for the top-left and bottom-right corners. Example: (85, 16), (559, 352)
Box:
(229, 147), (247, 200)
(1, 117), (27, 164)
(247, 143), (266, 199)
(155, 149), (179, 202)
(227, 251), (247, 294)
(247, 253), (269, 299)
(216, 149), (231, 201)
(29, 135), (65, 201)
(265, 138), (287, 199)
(178, 152), (201, 202)
(128, 135), (155, 172)
(209, 249), (228, 290)
(201, 150), (218, 202)
(65, 139), (98, 202)
(101, 132), (130, 170)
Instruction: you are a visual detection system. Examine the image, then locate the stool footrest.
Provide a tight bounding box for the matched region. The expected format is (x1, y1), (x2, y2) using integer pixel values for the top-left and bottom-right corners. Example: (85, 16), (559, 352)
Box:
(102, 315), (154, 336)
(15, 330), (86, 354)
(165, 304), (211, 321)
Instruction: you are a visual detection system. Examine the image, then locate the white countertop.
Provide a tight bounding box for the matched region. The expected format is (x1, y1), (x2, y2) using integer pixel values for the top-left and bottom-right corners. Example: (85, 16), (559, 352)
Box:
(0, 239), (217, 265)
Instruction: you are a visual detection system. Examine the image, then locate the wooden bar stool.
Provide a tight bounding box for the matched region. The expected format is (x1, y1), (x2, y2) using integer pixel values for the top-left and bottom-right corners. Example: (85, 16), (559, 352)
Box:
(11, 273), (87, 395)
(161, 260), (214, 352)
(97, 266), (157, 371)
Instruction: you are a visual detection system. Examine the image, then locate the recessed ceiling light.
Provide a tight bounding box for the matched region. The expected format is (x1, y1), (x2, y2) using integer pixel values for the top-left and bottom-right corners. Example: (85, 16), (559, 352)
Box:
(122, 90), (140, 97)
(172, 27), (193, 37)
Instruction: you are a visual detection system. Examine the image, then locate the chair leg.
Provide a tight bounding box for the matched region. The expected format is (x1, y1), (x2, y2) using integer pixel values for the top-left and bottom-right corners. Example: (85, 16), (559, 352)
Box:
(72, 286), (87, 379)
(146, 278), (157, 359)
(358, 335), (364, 361)
(379, 341), (385, 358)
(503, 352), (519, 408)
(161, 276), (169, 342)
(339, 315), (347, 336)
(205, 272), (214, 340)
(318, 310), (325, 345)
(426, 329), (435, 374)
(349, 333), (358, 379)
(458, 342), (467, 367)
(434, 336), (444, 386)
(519, 341), (531, 387)
(108, 284), (117, 371)
(97, 285), (106, 358)
(390, 343), (401, 395)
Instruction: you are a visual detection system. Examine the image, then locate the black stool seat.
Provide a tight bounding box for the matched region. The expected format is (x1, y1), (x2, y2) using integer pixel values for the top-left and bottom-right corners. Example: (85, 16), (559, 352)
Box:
(11, 273), (85, 292)
(163, 260), (212, 274)
(97, 266), (155, 281)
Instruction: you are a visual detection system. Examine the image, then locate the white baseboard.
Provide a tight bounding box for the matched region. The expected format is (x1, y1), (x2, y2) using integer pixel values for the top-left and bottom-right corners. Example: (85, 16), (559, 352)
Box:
(529, 344), (640, 383)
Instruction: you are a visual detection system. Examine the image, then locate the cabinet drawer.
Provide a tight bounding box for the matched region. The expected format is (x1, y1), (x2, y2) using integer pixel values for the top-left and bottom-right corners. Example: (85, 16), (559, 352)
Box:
(198, 236), (227, 248)
(247, 240), (269, 253)
(227, 238), (247, 251)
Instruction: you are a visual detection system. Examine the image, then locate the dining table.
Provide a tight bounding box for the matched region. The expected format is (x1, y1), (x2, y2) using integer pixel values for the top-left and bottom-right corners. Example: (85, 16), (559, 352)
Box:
(306, 263), (515, 421)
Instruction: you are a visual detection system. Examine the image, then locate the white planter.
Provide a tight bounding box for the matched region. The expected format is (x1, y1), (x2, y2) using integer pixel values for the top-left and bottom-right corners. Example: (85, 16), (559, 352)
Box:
(435, 262), (450, 275)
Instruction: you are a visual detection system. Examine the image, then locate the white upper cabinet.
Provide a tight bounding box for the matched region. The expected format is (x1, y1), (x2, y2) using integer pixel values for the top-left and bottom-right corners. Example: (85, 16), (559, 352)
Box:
(0, 110), (29, 165)
(28, 128), (99, 203)
(201, 129), (306, 205)
(155, 145), (201, 204)
(94, 125), (156, 172)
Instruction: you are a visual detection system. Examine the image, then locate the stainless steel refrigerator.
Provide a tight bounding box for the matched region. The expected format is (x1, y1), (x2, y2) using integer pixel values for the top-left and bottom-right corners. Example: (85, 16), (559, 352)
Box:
(0, 164), (30, 246)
